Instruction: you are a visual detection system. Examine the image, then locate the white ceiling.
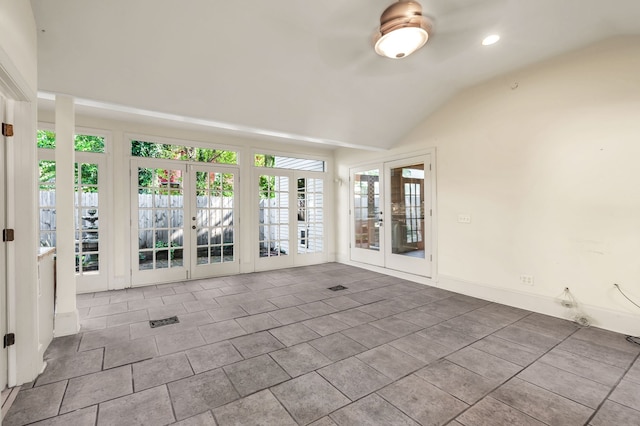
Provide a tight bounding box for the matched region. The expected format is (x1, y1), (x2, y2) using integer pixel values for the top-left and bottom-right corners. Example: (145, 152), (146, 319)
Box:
(30, 0), (640, 150)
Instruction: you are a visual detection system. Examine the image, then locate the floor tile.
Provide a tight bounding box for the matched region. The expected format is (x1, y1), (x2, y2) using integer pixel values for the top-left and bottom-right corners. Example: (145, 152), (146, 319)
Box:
(156, 327), (205, 355)
(186, 340), (243, 374)
(193, 288), (224, 300)
(356, 344), (424, 380)
(80, 316), (108, 331)
(310, 333), (368, 361)
(213, 390), (296, 426)
(87, 301), (129, 318)
(298, 301), (338, 317)
(589, 400), (640, 426)
(557, 336), (637, 369)
(133, 352), (194, 392)
(239, 299), (278, 314)
(492, 378), (593, 426)
(230, 331), (285, 358)
(456, 396), (545, 426)
(168, 369), (240, 421)
(162, 292), (197, 305)
(44, 334), (82, 360)
(35, 348), (103, 386)
(269, 294), (305, 308)
(148, 303), (188, 320)
(357, 300), (411, 319)
(269, 306), (312, 325)
(329, 309), (377, 327)
(538, 348), (625, 387)
(223, 354), (290, 396)
(171, 410), (217, 425)
(369, 317), (422, 337)
(627, 358), (640, 384)
(378, 374), (468, 425)
(106, 309), (150, 328)
(330, 393), (419, 426)
(29, 406), (97, 426)
(271, 372), (350, 425)
(269, 323), (321, 347)
(493, 324), (561, 352)
(318, 357), (392, 400)
(235, 312), (281, 333)
(418, 298), (477, 320)
(417, 324), (478, 351)
(572, 327), (640, 355)
(441, 315), (502, 339)
(515, 313), (579, 340)
(104, 336), (158, 369)
(127, 297), (165, 312)
(97, 385), (175, 425)
(446, 346), (522, 381)
(183, 299), (220, 313)
(199, 320), (247, 344)
(207, 305), (248, 322)
(393, 309), (443, 328)
(60, 365), (133, 413)
(309, 417), (339, 426)
(471, 335), (540, 367)
(416, 359), (499, 404)
(609, 378), (640, 410)
(78, 324), (131, 351)
(303, 316), (351, 336)
(390, 332), (452, 363)
(2, 381), (67, 425)
(518, 362), (610, 409)
(341, 324), (396, 349)
(323, 296), (362, 310)
(271, 343), (333, 377)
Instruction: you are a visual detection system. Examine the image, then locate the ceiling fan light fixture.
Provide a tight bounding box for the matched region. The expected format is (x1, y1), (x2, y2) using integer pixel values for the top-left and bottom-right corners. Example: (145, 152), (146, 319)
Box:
(482, 34), (500, 46)
(374, 1), (432, 59)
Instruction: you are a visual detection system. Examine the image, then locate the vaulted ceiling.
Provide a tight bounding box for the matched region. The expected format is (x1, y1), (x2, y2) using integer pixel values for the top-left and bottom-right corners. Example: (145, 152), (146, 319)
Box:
(30, 0), (640, 150)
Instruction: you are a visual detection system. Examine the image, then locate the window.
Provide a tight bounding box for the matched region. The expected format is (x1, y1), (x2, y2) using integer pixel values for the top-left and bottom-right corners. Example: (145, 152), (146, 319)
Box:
(255, 154), (325, 172)
(131, 140), (237, 164)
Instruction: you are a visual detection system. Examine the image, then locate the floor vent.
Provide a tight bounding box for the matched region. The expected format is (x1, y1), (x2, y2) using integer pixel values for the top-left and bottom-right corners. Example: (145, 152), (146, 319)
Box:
(328, 285), (348, 291)
(149, 316), (179, 328)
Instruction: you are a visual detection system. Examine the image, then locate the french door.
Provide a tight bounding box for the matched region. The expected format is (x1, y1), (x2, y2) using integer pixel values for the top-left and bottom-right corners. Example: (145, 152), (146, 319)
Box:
(1, 94), (8, 391)
(256, 170), (325, 271)
(131, 160), (239, 286)
(350, 154), (434, 277)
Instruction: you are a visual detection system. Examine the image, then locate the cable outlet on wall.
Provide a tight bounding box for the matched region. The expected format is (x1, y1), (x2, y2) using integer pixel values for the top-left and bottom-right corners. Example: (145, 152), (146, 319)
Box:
(519, 275), (534, 286)
(457, 214), (471, 224)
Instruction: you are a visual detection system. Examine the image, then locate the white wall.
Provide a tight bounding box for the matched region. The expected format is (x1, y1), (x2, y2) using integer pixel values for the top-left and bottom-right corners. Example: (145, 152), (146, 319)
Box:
(335, 36), (640, 336)
(0, 1), (41, 384)
(37, 109), (336, 289)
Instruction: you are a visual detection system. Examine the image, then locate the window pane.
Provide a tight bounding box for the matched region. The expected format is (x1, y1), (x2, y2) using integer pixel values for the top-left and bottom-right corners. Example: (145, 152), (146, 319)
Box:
(131, 140), (237, 164)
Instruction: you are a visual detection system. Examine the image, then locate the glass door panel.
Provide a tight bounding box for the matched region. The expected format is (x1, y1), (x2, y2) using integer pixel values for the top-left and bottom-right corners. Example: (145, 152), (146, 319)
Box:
(191, 166), (239, 278)
(389, 163), (425, 258)
(350, 167), (384, 266)
(132, 161), (188, 285)
(384, 157), (432, 276)
(258, 175), (290, 259)
(350, 156), (433, 277)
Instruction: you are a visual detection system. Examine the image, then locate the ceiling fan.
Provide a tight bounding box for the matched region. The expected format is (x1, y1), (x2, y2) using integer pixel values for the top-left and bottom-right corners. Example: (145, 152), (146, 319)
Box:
(373, 1), (433, 59)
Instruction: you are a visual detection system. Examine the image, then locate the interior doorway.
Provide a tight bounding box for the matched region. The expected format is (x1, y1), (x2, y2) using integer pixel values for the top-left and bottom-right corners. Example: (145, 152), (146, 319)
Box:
(350, 153), (434, 277)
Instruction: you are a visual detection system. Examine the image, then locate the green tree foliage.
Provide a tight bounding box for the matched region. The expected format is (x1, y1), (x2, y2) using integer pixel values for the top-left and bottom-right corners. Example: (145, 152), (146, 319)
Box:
(37, 131), (104, 191)
(255, 154), (276, 198)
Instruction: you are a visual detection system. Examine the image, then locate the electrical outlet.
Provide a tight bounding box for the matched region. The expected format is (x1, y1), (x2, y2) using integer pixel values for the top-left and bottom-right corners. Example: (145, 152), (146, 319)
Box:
(457, 214), (471, 224)
(519, 275), (534, 286)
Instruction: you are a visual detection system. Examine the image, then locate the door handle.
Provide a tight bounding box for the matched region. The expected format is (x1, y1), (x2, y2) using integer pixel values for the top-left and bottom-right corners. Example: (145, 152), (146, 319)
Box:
(192, 225), (196, 230)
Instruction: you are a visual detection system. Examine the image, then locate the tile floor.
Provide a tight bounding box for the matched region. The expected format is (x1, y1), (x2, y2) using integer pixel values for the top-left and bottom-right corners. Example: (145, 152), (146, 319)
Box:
(4, 263), (640, 425)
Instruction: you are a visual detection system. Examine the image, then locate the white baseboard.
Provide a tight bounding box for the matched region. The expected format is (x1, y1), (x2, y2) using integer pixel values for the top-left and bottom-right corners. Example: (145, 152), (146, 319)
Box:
(54, 310), (80, 337)
(338, 257), (640, 337)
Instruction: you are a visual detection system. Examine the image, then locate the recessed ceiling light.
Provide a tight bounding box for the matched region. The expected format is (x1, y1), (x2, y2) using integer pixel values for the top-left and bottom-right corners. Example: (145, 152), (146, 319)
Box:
(482, 34), (500, 46)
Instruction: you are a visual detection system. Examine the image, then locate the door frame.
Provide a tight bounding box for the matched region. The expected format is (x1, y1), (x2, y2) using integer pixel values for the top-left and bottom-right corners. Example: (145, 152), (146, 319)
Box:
(131, 158), (241, 285)
(254, 168), (327, 272)
(1, 92), (7, 391)
(348, 148), (437, 279)
(189, 163), (240, 279)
